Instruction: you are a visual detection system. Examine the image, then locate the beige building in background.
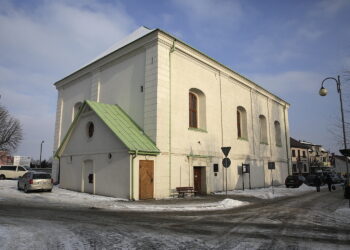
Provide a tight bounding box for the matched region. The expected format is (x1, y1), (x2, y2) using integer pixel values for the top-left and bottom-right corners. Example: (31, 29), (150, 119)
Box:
(290, 137), (309, 175)
(52, 27), (291, 200)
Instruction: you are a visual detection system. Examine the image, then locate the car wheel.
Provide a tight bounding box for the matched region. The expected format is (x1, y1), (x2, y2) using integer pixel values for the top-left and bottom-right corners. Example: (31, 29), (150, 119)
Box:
(47, 189), (52, 192)
(0, 175), (5, 180)
(286, 185), (289, 188)
(24, 185), (29, 193)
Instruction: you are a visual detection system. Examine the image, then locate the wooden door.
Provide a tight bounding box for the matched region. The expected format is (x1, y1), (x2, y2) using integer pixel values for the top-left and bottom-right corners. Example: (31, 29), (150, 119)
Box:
(194, 167), (202, 194)
(139, 160), (154, 200)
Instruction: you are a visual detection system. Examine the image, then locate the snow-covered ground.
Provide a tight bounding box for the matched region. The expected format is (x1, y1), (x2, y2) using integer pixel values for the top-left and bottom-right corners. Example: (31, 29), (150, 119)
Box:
(0, 180), (346, 212)
(215, 183), (329, 199)
(0, 180), (247, 211)
(1, 180), (350, 249)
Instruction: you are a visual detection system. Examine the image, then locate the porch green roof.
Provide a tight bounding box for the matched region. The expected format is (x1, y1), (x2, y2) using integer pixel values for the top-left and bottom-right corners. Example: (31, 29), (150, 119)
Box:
(55, 100), (159, 157)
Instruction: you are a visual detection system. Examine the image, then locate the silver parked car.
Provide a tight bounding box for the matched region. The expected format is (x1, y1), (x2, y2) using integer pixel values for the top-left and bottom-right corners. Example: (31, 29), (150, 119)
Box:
(17, 172), (53, 193)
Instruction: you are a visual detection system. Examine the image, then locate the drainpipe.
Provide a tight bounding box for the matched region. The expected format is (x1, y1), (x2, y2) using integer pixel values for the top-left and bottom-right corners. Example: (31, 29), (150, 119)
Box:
(57, 156), (61, 185)
(219, 72), (225, 191)
(168, 40), (176, 194)
(283, 104), (291, 175)
(130, 150), (138, 201)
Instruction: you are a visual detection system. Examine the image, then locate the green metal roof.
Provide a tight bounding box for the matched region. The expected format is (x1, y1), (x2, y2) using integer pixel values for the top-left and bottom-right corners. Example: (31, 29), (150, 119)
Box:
(55, 100), (159, 157)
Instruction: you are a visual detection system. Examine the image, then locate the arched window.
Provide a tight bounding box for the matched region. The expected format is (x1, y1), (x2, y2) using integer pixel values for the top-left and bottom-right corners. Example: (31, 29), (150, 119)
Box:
(189, 92), (198, 128)
(72, 102), (83, 121)
(237, 106), (247, 140)
(259, 115), (268, 144)
(274, 121), (282, 146)
(189, 88), (206, 129)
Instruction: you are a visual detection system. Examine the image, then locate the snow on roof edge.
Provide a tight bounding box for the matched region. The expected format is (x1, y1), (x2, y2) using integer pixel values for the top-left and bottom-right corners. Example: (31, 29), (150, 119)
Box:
(84, 26), (154, 67)
(54, 26), (154, 86)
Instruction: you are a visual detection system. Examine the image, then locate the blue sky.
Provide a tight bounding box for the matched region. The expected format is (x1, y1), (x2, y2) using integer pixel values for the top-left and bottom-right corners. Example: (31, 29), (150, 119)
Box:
(0, 0), (350, 159)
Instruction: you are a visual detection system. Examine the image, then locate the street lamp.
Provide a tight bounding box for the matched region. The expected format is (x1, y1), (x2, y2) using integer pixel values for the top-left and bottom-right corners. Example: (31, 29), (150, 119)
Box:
(39, 140), (44, 167)
(319, 75), (350, 201)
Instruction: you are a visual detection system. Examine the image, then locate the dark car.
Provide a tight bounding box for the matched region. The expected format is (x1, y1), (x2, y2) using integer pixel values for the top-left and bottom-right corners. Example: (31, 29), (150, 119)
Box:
(329, 174), (343, 184)
(285, 175), (305, 188)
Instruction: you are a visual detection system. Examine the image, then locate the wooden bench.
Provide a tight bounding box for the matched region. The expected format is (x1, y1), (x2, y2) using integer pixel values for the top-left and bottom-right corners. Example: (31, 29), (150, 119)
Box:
(176, 187), (197, 198)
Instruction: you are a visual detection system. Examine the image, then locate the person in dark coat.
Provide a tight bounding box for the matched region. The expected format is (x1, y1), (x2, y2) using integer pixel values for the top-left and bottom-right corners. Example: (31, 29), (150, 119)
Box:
(314, 175), (321, 192)
(326, 175), (333, 192)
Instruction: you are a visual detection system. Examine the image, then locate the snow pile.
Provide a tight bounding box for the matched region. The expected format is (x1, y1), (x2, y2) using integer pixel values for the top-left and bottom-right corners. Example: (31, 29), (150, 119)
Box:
(215, 184), (318, 199)
(335, 208), (350, 216)
(108, 198), (248, 211)
(219, 198), (247, 208)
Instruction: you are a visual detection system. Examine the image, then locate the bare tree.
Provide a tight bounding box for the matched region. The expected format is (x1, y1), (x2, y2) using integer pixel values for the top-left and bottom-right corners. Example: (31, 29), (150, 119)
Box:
(0, 105), (23, 152)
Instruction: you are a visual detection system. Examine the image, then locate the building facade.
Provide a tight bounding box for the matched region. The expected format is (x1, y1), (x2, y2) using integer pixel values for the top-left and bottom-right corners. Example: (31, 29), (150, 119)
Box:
(290, 137), (309, 175)
(334, 155), (348, 177)
(300, 141), (331, 173)
(53, 27), (291, 200)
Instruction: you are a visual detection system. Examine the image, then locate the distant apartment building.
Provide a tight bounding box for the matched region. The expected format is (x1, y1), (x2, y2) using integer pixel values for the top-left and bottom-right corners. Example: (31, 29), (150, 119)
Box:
(290, 139), (332, 175)
(301, 141), (331, 173)
(290, 138), (309, 175)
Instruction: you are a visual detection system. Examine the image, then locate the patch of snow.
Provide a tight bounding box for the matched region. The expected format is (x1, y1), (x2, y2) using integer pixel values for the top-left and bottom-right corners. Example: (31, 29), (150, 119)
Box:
(215, 184), (321, 199)
(108, 198), (248, 212)
(335, 208), (350, 216)
(219, 198), (244, 208)
(84, 26), (154, 67)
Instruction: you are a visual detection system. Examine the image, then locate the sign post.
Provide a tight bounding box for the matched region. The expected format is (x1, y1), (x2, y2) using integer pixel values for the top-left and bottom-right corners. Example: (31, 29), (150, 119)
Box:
(221, 147), (231, 196)
(268, 162), (275, 195)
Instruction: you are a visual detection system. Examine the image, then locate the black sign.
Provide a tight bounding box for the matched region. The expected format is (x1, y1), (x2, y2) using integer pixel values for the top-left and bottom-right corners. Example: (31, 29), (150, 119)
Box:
(340, 149), (350, 157)
(222, 158), (231, 168)
(213, 164), (219, 172)
(242, 164), (250, 173)
(268, 162), (275, 170)
(221, 147), (231, 157)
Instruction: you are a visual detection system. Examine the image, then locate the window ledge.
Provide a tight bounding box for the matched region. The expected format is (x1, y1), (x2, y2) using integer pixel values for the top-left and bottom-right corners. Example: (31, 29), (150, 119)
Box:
(260, 142), (269, 145)
(276, 144), (282, 147)
(188, 127), (208, 133)
(237, 137), (248, 141)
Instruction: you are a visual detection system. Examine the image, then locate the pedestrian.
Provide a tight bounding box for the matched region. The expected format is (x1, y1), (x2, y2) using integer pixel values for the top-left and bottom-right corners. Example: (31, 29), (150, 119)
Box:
(314, 175), (321, 192)
(326, 175), (333, 192)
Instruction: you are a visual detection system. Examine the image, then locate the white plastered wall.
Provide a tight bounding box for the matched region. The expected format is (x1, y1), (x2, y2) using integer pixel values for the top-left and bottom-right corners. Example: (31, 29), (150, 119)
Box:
(60, 111), (130, 198)
(53, 46), (150, 182)
(155, 32), (290, 194)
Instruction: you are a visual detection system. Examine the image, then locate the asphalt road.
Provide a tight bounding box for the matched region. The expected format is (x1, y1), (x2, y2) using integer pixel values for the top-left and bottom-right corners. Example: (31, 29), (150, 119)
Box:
(0, 188), (349, 250)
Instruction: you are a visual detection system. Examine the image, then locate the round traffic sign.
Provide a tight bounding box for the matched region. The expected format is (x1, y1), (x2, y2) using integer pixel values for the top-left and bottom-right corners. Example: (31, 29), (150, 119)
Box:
(222, 158), (231, 168)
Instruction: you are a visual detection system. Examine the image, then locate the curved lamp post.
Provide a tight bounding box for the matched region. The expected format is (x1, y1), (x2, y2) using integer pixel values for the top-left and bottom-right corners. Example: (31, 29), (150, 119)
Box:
(319, 75), (350, 202)
(39, 140), (44, 167)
